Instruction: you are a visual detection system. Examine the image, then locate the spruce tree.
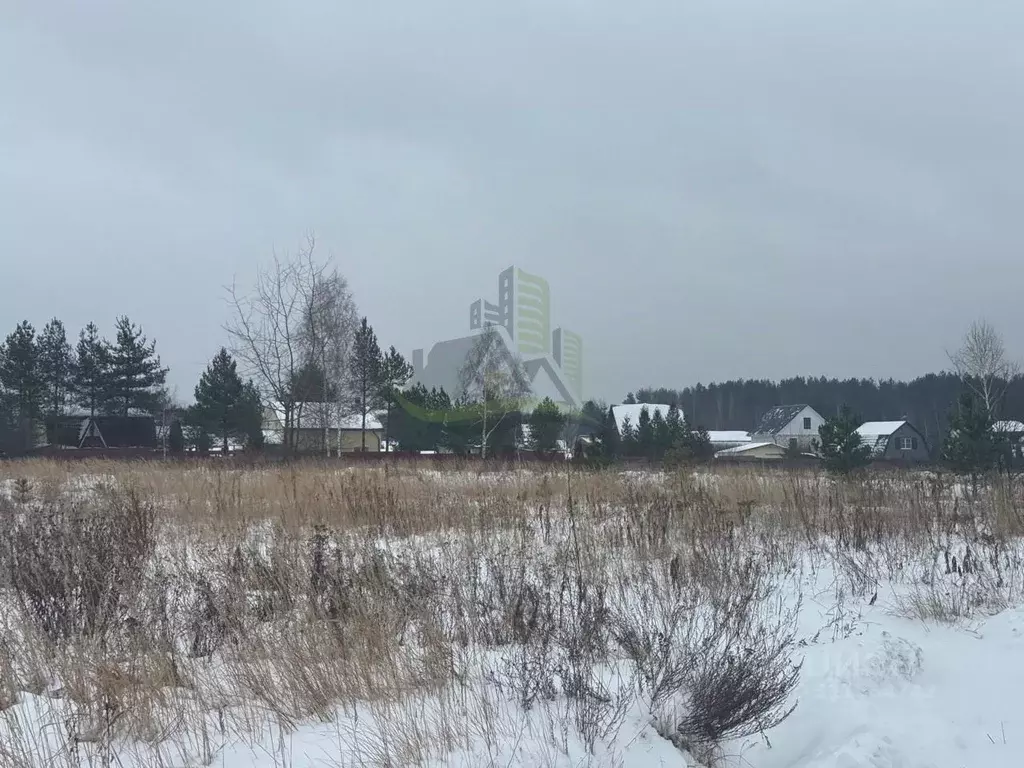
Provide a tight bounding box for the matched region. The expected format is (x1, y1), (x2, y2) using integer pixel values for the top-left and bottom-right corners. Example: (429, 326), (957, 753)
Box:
(689, 425), (714, 460)
(637, 406), (654, 458)
(665, 403), (685, 447)
(75, 322), (109, 417)
(620, 415), (637, 456)
(103, 317), (168, 416)
(392, 383), (429, 452)
(378, 345), (413, 453)
(650, 408), (669, 459)
(427, 387), (452, 452)
(192, 348), (246, 453)
(237, 380), (265, 451)
(602, 406), (621, 459)
(818, 405), (872, 474)
(350, 317), (383, 451)
(168, 419), (185, 454)
(527, 397), (566, 455)
(943, 393), (995, 488)
(37, 318), (76, 418)
(0, 321), (41, 449)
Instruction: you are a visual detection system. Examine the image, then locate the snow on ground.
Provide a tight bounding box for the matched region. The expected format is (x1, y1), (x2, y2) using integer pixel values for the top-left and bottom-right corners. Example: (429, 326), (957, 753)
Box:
(4, 556), (1021, 767)
(722, 576), (1024, 768)
(3, 466), (1024, 767)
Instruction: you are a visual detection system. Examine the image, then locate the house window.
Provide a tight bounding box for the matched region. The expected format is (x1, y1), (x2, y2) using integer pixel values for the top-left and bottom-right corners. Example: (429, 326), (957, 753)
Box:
(898, 437), (916, 451)
(803, 417), (812, 430)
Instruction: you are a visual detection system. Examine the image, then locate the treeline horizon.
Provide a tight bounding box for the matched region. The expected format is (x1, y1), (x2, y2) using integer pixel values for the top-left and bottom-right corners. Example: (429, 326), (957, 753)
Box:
(628, 371), (1024, 445)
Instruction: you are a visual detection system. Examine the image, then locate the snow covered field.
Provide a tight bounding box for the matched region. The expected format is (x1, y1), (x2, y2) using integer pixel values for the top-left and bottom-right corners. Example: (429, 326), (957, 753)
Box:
(0, 461), (1022, 767)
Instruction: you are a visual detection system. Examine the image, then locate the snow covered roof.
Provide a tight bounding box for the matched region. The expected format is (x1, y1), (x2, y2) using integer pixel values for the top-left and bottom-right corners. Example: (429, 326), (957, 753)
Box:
(706, 431), (751, 444)
(62, 408), (154, 419)
(611, 404), (678, 434)
(715, 441), (783, 457)
(993, 420), (1024, 434)
(754, 405), (811, 435)
(856, 421), (906, 456)
(856, 421), (906, 439)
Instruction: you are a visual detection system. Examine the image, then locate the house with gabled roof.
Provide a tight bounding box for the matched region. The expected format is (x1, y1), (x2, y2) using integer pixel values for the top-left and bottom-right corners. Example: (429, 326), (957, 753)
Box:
(411, 325), (580, 410)
(856, 420), (930, 462)
(751, 404), (825, 453)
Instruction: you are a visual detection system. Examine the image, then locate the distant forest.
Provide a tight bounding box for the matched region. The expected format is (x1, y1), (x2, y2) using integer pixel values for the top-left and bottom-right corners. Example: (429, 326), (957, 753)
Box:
(631, 373), (1024, 449)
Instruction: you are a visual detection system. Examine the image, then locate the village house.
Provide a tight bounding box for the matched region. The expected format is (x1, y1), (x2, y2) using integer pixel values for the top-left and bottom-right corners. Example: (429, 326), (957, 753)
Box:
(856, 420), (930, 462)
(263, 403), (384, 453)
(751, 404), (825, 453)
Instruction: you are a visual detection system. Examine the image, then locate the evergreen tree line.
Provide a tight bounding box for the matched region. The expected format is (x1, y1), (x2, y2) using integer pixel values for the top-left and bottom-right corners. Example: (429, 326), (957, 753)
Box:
(0, 317), (168, 453)
(388, 384), (572, 456)
(597, 404), (712, 462)
(630, 372), (1024, 451)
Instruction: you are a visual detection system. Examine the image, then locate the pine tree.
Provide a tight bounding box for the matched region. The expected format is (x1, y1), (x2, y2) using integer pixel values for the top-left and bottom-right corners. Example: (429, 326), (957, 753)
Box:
(183, 410), (212, 454)
(75, 322), (109, 417)
(37, 319), (76, 418)
(289, 362), (337, 403)
(528, 397), (566, 455)
(378, 346), (413, 453)
(192, 348), (246, 453)
(349, 317), (383, 451)
(103, 317), (168, 416)
(818, 405), (873, 474)
(624, 392), (637, 404)
(0, 321), (41, 450)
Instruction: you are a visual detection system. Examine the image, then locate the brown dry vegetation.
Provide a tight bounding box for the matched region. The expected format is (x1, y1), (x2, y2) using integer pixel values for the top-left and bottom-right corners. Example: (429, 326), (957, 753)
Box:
(0, 459), (1022, 767)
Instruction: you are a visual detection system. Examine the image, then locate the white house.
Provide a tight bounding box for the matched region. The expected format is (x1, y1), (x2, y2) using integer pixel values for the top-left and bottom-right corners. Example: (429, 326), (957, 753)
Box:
(751, 405), (825, 453)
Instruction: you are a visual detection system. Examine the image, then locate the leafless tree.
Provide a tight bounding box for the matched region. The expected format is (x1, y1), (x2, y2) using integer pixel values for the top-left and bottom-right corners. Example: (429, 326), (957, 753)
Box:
(457, 324), (532, 458)
(225, 236), (358, 454)
(294, 242), (358, 455)
(948, 319), (1020, 418)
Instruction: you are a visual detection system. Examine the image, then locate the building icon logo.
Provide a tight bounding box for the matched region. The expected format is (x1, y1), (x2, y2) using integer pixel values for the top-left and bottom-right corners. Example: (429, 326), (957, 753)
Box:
(412, 267), (583, 408)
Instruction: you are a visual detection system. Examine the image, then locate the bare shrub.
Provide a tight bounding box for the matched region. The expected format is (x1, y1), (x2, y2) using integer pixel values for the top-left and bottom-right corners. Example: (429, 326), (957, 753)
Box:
(674, 619), (801, 750)
(3, 487), (156, 643)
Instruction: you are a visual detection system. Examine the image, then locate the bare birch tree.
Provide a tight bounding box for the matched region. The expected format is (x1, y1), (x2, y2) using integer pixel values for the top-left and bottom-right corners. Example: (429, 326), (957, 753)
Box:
(225, 236), (358, 454)
(948, 319), (1020, 419)
(294, 242), (358, 455)
(457, 324), (531, 458)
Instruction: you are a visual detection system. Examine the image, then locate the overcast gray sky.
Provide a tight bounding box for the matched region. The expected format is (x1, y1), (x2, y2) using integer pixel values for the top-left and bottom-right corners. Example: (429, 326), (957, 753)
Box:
(3, 0), (1023, 403)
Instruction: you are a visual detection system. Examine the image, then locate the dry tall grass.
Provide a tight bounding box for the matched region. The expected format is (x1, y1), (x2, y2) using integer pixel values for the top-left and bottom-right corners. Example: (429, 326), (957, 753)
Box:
(0, 459), (1021, 767)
